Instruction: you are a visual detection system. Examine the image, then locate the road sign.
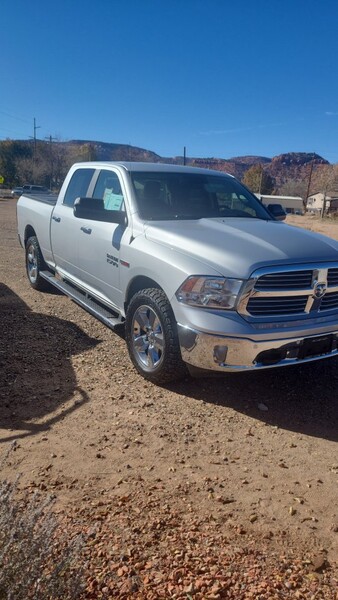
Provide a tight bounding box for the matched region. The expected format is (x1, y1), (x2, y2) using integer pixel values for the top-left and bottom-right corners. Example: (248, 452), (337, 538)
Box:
(0, 176), (4, 184)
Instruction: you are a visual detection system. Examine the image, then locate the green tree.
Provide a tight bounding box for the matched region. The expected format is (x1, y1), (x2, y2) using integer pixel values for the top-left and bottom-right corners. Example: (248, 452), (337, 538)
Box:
(242, 164), (275, 194)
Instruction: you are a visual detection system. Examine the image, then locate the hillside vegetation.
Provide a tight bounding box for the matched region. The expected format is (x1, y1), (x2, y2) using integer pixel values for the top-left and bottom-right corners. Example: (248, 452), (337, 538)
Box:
(0, 138), (335, 196)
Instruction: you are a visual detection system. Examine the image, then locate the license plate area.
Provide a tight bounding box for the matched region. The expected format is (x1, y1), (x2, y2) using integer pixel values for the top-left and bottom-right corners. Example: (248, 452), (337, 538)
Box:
(299, 334), (334, 359)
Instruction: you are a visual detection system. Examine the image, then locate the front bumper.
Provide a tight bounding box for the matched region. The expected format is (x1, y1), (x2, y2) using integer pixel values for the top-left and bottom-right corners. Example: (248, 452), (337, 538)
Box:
(177, 324), (338, 371)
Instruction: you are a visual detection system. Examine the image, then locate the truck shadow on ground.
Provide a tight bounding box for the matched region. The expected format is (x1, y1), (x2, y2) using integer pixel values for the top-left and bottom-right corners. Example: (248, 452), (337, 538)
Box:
(0, 283), (100, 443)
(172, 359), (338, 443)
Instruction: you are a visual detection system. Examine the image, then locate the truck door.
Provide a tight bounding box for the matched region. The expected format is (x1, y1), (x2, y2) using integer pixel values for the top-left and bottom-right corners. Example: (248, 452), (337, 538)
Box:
(75, 169), (127, 310)
(51, 167), (96, 280)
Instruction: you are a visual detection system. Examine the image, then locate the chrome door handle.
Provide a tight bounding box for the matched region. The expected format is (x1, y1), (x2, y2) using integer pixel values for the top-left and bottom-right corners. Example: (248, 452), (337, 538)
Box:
(52, 216), (61, 222)
(80, 226), (92, 234)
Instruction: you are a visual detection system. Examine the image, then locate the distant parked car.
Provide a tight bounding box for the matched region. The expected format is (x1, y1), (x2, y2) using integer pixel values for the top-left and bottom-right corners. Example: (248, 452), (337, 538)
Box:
(11, 187), (24, 196)
(22, 185), (51, 194)
(12, 185), (50, 197)
(12, 185), (51, 196)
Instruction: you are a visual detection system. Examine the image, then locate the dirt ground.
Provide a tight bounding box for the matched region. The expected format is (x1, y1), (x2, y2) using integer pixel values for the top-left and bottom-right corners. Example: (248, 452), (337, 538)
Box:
(0, 199), (337, 598)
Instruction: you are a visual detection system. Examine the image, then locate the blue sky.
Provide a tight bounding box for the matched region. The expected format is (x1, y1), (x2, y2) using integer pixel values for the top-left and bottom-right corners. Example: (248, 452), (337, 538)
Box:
(1, 0), (338, 162)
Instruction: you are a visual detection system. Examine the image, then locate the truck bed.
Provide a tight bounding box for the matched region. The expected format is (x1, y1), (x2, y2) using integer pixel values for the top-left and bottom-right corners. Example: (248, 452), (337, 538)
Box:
(23, 193), (58, 205)
(17, 193), (58, 260)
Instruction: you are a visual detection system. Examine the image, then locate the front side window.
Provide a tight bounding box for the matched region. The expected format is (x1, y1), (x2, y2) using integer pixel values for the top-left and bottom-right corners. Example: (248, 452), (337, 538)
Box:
(131, 172), (271, 221)
(63, 168), (95, 207)
(93, 170), (125, 211)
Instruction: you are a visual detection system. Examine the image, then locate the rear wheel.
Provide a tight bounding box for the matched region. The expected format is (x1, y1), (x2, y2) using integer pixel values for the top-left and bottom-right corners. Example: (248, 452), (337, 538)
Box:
(125, 288), (186, 384)
(25, 236), (50, 291)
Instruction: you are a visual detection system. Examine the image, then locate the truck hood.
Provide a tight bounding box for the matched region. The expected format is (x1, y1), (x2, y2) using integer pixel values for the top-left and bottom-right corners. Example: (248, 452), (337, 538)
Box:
(144, 218), (338, 278)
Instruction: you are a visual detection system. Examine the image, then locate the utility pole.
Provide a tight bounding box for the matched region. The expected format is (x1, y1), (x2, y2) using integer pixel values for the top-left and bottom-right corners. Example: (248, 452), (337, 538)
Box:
(45, 134), (57, 144)
(33, 117), (41, 155)
(45, 135), (58, 190)
(321, 187), (327, 219)
(183, 146), (186, 166)
(29, 117), (41, 172)
(258, 164), (263, 194)
(304, 153), (315, 211)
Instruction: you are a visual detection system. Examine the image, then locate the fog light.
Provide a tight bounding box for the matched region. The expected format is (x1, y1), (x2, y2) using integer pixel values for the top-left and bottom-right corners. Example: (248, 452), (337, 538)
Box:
(213, 345), (228, 364)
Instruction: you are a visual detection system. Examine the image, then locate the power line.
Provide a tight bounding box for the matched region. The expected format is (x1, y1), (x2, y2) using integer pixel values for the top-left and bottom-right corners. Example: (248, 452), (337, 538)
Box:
(0, 109), (31, 123)
(0, 126), (30, 137)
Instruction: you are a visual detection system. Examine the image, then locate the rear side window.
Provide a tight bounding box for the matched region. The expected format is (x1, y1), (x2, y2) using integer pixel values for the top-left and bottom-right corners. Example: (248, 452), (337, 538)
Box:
(93, 170), (125, 211)
(63, 168), (95, 207)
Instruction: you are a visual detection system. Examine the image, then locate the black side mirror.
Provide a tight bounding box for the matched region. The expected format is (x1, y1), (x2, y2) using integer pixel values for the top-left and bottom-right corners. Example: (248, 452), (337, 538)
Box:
(267, 203), (287, 221)
(73, 197), (127, 225)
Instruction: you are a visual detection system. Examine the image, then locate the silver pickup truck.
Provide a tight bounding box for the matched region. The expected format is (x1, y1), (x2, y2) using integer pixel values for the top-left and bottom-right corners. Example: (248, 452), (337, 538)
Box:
(17, 161), (338, 383)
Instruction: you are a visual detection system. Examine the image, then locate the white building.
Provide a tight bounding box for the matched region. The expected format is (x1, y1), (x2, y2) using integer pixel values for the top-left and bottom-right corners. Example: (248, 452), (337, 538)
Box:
(255, 194), (304, 214)
(306, 192), (338, 213)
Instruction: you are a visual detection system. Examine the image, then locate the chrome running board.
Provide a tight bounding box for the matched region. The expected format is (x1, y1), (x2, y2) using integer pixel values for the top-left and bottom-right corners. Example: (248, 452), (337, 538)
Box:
(40, 270), (124, 330)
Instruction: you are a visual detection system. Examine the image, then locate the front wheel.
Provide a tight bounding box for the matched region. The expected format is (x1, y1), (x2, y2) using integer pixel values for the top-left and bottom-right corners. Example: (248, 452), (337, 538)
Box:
(125, 288), (187, 384)
(25, 236), (50, 291)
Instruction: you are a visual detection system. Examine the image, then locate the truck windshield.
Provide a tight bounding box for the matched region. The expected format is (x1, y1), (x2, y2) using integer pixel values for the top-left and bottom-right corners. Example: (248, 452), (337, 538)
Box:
(131, 172), (272, 221)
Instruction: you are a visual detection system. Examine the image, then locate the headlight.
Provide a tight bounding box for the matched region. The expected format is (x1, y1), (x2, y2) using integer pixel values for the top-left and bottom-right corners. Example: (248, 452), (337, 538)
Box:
(176, 276), (244, 310)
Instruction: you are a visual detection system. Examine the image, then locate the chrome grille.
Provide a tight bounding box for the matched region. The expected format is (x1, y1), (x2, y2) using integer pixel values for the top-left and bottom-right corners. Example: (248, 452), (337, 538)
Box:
(247, 296), (308, 316)
(255, 271), (313, 291)
(328, 268), (338, 286)
(320, 291), (338, 311)
(239, 263), (338, 318)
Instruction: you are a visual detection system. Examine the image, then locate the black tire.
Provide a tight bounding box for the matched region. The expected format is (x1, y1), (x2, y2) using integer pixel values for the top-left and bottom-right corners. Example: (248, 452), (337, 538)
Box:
(125, 288), (187, 384)
(25, 236), (50, 291)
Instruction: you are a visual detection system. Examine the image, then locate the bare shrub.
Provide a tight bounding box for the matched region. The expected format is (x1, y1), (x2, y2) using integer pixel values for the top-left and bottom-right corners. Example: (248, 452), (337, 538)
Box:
(0, 444), (84, 599)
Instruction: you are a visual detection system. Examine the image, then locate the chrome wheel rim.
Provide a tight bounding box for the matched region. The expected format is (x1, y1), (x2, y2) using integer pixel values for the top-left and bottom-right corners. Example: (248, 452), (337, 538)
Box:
(132, 305), (164, 370)
(27, 244), (38, 283)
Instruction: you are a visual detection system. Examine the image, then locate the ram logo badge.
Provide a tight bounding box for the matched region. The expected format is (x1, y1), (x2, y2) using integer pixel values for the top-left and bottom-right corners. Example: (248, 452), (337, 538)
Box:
(106, 253), (118, 267)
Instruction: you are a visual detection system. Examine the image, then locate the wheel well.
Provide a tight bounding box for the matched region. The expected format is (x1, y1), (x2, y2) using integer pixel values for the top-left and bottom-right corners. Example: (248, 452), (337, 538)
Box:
(24, 225), (37, 246)
(125, 276), (162, 310)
